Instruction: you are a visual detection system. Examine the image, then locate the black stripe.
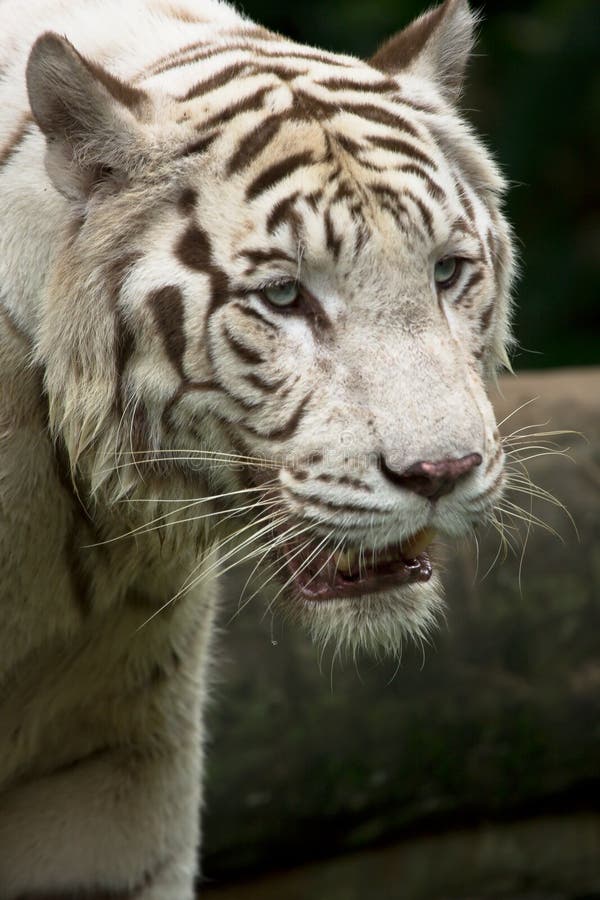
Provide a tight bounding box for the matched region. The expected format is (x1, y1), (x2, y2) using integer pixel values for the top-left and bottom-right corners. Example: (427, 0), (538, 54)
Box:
(452, 216), (477, 238)
(231, 302), (278, 329)
(403, 189), (435, 239)
(283, 489), (379, 515)
(226, 115), (283, 176)
(177, 62), (250, 101)
(454, 269), (485, 307)
(398, 164), (445, 203)
(303, 189), (324, 211)
(266, 191), (300, 234)
(147, 285), (187, 379)
(365, 134), (435, 169)
(370, 184), (409, 228)
(258, 48), (353, 67)
(223, 325), (265, 364)
(242, 247), (296, 273)
(353, 224), (368, 259)
(0, 114), (34, 172)
(246, 151), (314, 201)
(179, 133), (218, 157)
(456, 182), (476, 222)
(333, 133), (365, 157)
(177, 188), (197, 215)
(80, 57), (147, 113)
(241, 391), (310, 441)
(396, 95), (437, 114)
(162, 379), (220, 426)
(330, 181), (355, 205)
(175, 225), (230, 310)
(335, 102), (419, 139)
(144, 41), (353, 80)
(202, 86), (270, 130)
(244, 371), (288, 392)
(324, 208), (342, 260)
(316, 76), (397, 94)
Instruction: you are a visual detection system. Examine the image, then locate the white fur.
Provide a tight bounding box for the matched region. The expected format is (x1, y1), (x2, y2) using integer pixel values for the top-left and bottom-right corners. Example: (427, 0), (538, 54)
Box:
(0, 0), (514, 895)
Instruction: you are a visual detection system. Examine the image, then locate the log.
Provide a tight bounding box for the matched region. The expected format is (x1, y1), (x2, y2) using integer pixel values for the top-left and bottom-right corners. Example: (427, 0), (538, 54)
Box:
(202, 367), (600, 891)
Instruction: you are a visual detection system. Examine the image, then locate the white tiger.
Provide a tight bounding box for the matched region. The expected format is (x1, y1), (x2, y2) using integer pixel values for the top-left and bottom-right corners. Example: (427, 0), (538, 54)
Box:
(0, 0), (514, 896)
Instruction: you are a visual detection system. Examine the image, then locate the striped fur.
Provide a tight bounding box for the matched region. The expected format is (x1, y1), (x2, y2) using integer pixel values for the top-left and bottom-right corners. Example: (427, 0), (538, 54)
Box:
(0, 0), (515, 896)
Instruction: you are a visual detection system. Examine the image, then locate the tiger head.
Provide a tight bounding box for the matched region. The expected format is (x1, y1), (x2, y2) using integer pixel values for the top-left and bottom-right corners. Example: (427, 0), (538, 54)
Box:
(27, 0), (514, 655)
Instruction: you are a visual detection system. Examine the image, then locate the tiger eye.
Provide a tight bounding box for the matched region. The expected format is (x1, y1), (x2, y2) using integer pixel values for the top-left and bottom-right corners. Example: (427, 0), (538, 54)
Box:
(262, 281), (300, 307)
(434, 257), (459, 286)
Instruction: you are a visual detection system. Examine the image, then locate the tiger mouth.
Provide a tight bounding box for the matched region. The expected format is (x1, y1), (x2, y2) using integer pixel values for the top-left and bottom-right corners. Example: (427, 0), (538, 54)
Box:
(281, 528), (435, 601)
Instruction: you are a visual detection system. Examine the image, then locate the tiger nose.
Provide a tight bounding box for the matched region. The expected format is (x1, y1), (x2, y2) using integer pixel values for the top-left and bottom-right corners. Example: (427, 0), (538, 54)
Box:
(380, 452), (482, 501)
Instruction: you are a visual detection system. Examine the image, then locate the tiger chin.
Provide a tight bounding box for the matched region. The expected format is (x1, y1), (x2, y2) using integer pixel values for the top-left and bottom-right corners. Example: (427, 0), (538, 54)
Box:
(0, 0), (515, 896)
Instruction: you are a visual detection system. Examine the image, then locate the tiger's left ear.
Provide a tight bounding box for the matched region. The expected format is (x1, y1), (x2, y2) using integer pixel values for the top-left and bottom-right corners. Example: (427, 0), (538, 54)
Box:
(26, 32), (152, 202)
(370, 0), (477, 103)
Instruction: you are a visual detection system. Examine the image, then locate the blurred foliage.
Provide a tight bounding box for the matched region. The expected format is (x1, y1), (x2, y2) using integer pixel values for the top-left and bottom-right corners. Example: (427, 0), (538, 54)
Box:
(241, 0), (599, 370)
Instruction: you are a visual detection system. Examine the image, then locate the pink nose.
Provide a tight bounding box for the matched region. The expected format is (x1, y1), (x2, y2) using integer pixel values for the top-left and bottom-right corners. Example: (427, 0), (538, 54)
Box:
(380, 452), (482, 501)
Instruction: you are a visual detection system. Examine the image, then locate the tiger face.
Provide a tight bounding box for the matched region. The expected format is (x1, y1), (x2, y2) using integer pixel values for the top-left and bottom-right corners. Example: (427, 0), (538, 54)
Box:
(27, 0), (514, 655)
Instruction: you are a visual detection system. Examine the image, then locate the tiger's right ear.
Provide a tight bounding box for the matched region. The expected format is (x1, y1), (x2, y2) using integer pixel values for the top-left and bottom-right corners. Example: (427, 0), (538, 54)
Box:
(370, 0), (477, 104)
(26, 33), (151, 201)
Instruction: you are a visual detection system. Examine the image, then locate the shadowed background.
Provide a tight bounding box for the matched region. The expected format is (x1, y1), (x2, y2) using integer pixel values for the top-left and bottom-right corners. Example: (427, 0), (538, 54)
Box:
(199, 1), (600, 897)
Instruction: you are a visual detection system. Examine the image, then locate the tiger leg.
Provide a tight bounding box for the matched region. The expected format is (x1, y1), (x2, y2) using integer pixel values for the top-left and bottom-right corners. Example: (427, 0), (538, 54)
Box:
(0, 742), (202, 900)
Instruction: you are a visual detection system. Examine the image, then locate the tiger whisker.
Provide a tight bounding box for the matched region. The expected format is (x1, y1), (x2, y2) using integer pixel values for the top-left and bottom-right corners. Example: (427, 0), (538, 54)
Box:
(229, 535), (316, 626)
(495, 499), (564, 542)
(129, 497), (282, 542)
(262, 532), (337, 621)
(505, 467), (579, 539)
(137, 509), (292, 630)
(263, 538), (332, 618)
(86, 482), (279, 547)
(495, 396), (540, 429)
(209, 519), (308, 600)
(480, 512), (511, 580)
(510, 447), (574, 463)
(237, 515), (332, 608)
(502, 423), (581, 443)
(175, 506), (290, 596)
(517, 492), (533, 598)
(470, 526), (480, 585)
(98, 456), (280, 476)
(113, 390), (144, 495)
(500, 419), (552, 439)
(258, 534), (333, 615)
(174, 511), (303, 612)
(125, 478), (279, 504)
(237, 515), (327, 607)
(118, 447), (281, 463)
(505, 442), (567, 455)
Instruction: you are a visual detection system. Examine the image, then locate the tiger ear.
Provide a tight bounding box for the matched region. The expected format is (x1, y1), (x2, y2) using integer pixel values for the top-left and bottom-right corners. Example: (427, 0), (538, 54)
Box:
(369, 0), (477, 103)
(26, 32), (150, 201)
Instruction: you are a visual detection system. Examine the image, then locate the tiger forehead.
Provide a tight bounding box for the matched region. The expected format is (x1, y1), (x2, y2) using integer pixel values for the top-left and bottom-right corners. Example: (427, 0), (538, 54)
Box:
(174, 82), (451, 255)
(173, 59), (438, 180)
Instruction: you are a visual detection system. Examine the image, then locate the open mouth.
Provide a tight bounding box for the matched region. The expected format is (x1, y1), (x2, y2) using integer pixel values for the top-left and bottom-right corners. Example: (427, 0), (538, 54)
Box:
(281, 528), (435, 601)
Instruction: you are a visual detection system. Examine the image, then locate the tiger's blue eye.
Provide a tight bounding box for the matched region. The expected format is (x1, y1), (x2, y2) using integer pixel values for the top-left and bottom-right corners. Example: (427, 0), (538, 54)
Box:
(434, 257), (459, 287)
(262, 281), (300, 307)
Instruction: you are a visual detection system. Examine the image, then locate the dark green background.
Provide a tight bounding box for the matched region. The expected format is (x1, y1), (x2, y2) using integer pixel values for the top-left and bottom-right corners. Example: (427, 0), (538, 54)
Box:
(241, 0), (599, 370)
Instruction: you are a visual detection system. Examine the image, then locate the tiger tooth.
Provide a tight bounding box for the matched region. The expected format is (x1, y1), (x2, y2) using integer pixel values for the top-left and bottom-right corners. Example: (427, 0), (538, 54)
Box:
(400, 527), (436, 559)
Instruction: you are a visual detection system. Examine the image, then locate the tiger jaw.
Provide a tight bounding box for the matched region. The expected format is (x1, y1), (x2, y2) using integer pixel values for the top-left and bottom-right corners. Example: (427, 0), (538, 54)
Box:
(278, 527), (436, 601)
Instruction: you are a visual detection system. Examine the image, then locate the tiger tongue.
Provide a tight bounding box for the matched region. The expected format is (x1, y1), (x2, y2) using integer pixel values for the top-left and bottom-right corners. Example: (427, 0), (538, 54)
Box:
(400, 527), (436, 559)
